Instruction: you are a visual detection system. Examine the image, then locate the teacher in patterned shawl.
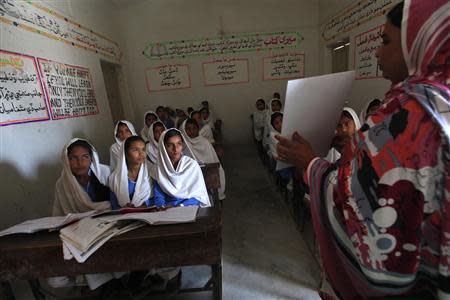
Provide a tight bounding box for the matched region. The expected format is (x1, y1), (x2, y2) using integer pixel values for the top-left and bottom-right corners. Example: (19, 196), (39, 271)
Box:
(276, 1), (450, 299)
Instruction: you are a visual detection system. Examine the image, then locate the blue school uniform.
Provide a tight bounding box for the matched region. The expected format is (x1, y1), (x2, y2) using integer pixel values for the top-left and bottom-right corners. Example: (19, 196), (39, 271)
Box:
(149, 181), (202, 207)
(110, 179), (152, 209)
(81, 170), (110, 203)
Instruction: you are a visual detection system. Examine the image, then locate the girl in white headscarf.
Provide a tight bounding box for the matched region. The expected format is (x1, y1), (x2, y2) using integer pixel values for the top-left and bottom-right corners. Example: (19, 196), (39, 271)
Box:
(109, 136), (153, 209)
(326, 107), (362, 163)
(50, 139), (119, 290)
(152, 129), (211, 207)
(252, 98), (268, 142)
(181, 118), (226, 200)
(53, 138), (111, 216)
(263, 99), (283, 148)
(140, 111), (158, 142)
(359, 98), (382, 123)
(267, 112), (284, 160)
(110, 120), (137, 171)
(145, 121), (166, 178)
(191, 110), (215, 144)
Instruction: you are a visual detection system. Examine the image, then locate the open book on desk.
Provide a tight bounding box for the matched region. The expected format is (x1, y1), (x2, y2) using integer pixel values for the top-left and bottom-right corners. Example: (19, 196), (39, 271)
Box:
(60, 206), (199, 263)
(94, 206), (199, 225)
(62, 221), (144, 263)
(0, 211), (97, 237)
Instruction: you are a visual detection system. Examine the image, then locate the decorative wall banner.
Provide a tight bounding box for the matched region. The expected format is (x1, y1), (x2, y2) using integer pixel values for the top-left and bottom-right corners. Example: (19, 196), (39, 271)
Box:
(0, 50), (49, 126)
(202, 58), (249, 86)
(263, 52), (305, 81)
(322, 0), (400, 41)
(354, 25), (383, 80)
(143, 31), (302, 60)
(38, 58), (99, 120)
(145, 64), (191, 92)
(0, 0), (121, 61)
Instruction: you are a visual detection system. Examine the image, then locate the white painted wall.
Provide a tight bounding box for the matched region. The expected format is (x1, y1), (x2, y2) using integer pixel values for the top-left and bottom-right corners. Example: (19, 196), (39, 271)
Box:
(114, 0), (320, 144)
(0, 0), (122, 229)
(318, 0), (392, 113)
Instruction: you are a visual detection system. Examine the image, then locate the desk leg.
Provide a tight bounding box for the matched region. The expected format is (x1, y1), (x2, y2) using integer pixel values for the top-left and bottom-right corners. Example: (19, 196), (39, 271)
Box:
(0, 281), (15, 300)
(212, 264), (222, 300)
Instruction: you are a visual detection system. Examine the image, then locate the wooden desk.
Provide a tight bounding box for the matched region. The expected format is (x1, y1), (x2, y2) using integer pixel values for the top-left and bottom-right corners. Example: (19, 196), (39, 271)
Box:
(0, 207), (222, 299)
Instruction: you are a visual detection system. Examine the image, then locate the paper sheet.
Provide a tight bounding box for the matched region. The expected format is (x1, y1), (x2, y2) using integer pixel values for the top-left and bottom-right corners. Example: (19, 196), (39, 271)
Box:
(277, 71), (355, 170)
(0, 211), (97, 237)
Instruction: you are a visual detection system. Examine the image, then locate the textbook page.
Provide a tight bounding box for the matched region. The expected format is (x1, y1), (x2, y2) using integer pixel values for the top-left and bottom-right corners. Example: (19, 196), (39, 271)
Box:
(60, 217), (116, 252)
(0, 211), (96, 237)
(62, 222), (143, 263)
(277, 71), (355, 170)
(96, 206), (199, 225)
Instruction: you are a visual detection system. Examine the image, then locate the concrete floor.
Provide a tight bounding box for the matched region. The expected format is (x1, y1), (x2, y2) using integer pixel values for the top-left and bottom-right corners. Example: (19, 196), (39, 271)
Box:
(11, 144), (323, 300)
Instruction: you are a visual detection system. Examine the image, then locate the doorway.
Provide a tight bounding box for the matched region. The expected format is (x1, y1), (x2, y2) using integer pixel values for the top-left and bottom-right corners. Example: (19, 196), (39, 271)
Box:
(100, 60), (126, 124)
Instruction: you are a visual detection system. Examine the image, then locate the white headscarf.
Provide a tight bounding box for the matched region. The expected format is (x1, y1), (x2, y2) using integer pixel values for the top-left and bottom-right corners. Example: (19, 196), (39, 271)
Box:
(145, 121), (166, 164)
(140, 111), (158, 142)
(263, 99), (284, 147)
(359, 99), (382, 123)
(253, 99), (268, 141)
(181, 120), (226, 199)
(109, 137), (153, 207)
(267, 112), (283, 159)
(110, 120), (137, 171)
(189, 111), (215, 144)
(155, 129), (211, 207)
(53, 138), (111, 216)
(326, 107), (362, 163)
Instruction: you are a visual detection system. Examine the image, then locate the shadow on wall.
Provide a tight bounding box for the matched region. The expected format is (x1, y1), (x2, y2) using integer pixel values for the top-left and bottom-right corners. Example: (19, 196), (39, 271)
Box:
(0, 160), (60, 230)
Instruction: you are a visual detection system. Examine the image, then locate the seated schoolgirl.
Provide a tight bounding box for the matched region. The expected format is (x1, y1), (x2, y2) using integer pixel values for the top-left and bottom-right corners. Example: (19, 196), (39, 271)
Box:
(156, 106), (175, 129)
(200, 107), (215, 130)
(359, 98), (382, 123)
(252, 98), (267, 142)
(267, 112), (292, 183)
(263, 99), (283, 149)
(174, 108), (188, 128)
(191, 110), (215, 144)
(54, 138), (112, 216)
(140, 111), (158, 142)
(181, 118), (226, 200)
(145, 121), (166, 178)
(50, 139), (118, 291)
(109, 136), (153, 209)
(151, 129), (211, 207)
(110, 120), (137, 171)
(327, 107), (361, 163)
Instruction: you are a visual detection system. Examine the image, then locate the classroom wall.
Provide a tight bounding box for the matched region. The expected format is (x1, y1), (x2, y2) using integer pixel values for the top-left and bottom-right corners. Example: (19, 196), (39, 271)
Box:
(318, 0), (398, 113)
(0, 0), (124, 229)
(114, 0), (320, 144)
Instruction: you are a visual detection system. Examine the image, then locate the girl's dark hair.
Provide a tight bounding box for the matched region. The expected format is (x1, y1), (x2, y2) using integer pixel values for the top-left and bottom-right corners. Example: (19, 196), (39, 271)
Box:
(387, 2), (404, 28)
(256, 98), (265, 105)
(271, 112), (283, 127)
(156, 106), (165, 112)
(366, 99), (382, 113)
(273, 92), (280, 98)
(164, 129), (183, 144)
(191, 111), (200, 118)
(145, 112), (157, 119)
(124, 136), (145, 153)
(67, 140), (93, 157)
(199, 107), (209, 114)
(185, 118), (199, 129)
(152, 121), (165, 131)
(187, 107), (194, 113)
(342, 110), (354, 120)
(272, 99), (282, 106)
